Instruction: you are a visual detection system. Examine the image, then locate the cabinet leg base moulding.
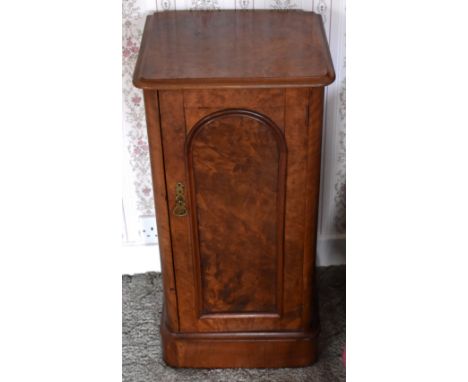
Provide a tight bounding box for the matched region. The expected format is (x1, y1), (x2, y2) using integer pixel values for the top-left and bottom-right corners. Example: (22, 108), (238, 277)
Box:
(161, 321), (319, 368)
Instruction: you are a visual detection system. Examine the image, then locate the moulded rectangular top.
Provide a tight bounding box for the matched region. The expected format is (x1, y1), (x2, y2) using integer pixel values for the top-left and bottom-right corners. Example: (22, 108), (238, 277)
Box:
(133, 10), (335, 89)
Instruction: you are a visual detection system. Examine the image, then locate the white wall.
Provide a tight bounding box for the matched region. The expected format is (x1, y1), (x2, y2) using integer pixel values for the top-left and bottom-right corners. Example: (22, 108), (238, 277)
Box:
(122, 0), (346, 273)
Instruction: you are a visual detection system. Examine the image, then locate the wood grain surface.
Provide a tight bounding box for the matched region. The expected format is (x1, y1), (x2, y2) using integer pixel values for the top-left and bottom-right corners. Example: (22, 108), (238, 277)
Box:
(187, 109), (286, 315)
(135, 10), (334, 368)
(133, 11), (335, 89)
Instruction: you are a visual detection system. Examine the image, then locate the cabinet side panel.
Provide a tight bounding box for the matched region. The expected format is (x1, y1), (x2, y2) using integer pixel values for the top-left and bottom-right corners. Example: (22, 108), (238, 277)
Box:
(303, 87), (325, 329)
(143, 90), (179, 332)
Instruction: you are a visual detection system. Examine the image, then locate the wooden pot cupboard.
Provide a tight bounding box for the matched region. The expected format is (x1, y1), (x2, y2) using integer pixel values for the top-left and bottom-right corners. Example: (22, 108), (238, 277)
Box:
(133, 10), (335, 368)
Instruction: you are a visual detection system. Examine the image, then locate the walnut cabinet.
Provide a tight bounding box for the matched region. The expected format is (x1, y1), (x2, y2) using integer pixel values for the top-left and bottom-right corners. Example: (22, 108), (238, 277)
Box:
(133, 10), (335, 368)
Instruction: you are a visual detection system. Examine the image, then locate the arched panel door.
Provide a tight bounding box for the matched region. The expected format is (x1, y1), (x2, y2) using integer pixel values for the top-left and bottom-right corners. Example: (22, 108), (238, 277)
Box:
(186, 110), (287, 318)
(159, 89), (312, 333)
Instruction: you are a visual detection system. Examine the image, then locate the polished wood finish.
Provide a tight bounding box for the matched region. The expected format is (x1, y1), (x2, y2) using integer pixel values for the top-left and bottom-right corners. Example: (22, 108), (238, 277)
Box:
(133, 11), (335, 89)
(161, 324), (318, 368)
(143, 90), (179, 332)
(134, 10), (334, 368)
(187, 109), (286, 315)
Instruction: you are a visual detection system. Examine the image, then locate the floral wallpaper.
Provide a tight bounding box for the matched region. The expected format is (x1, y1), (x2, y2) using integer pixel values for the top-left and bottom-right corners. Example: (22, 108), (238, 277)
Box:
(334, 68), (346, 234)
(122, 0), (155, 227)
(122, 0), (346, 244)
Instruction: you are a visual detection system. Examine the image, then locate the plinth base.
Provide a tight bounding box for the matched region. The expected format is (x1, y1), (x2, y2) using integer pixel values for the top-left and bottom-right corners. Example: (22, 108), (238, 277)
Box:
(161, 322), (318, 368)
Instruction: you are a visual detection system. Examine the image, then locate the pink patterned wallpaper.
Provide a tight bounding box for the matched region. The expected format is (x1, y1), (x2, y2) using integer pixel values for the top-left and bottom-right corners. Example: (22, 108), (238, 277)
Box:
(122, 0), (155, 220)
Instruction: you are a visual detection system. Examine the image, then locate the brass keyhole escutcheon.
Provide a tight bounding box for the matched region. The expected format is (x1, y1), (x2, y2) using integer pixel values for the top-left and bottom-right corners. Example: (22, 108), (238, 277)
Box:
(173, 182), (188, 217)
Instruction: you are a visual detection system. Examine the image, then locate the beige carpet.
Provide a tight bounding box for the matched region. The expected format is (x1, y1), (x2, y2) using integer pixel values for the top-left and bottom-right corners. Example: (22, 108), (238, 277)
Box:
(123, 265), (345, 381)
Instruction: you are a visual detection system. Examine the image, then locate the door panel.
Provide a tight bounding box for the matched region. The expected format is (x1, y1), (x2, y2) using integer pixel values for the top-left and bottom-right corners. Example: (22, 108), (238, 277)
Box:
(159, 89), (310, 332)
(187, 110), (286, 315)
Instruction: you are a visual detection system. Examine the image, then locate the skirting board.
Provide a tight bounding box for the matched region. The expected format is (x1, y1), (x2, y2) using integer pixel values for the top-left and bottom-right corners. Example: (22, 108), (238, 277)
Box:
(121, 244), (161, 274)
(316, 236), (346, 266)
(122, 236), (346, 274)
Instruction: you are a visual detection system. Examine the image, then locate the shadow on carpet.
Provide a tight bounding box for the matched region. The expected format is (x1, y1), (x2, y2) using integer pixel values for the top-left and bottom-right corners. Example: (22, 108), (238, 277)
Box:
(123, 265), (345, 382)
